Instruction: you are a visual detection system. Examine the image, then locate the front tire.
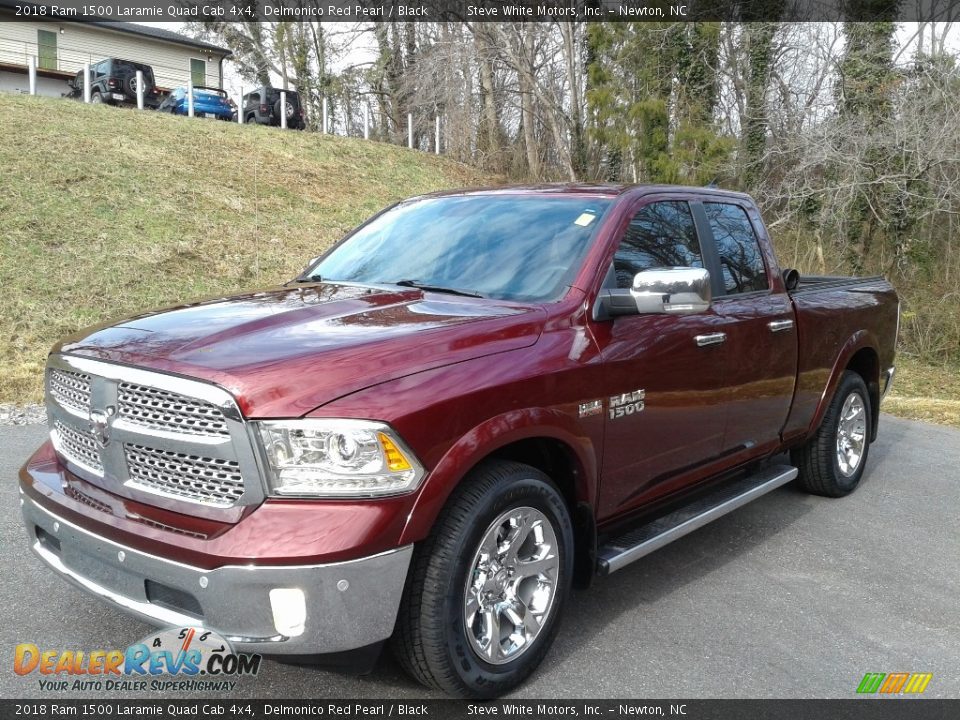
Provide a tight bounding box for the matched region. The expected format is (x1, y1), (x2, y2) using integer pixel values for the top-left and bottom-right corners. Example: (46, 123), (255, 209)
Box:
(792, 370), (872, 497)
(392, 460), (573, 698)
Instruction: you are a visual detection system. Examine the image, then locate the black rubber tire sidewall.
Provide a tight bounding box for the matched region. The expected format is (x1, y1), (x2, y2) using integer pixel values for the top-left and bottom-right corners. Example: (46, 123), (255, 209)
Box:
(400, 463), (574, 698)
(827, 374), (871, 493)
(793, 370), (872, 497)
(446, 477), (572, 696)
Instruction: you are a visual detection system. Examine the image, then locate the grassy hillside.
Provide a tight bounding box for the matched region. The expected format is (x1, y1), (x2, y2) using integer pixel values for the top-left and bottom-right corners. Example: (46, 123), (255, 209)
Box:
(1, 95), (956, 428)
(0, 94), (493, 404)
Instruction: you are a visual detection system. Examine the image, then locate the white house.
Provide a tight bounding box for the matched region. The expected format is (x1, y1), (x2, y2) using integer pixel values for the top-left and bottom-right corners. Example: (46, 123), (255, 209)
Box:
(0, 17), (231, 97)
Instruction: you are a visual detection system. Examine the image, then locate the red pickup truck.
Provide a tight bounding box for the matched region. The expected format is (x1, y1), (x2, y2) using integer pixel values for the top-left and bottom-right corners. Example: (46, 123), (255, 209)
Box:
(20, 185), (898, 697)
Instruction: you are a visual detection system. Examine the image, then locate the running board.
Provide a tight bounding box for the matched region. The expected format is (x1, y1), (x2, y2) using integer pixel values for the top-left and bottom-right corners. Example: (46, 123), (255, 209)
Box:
(597, 465), (798, 575)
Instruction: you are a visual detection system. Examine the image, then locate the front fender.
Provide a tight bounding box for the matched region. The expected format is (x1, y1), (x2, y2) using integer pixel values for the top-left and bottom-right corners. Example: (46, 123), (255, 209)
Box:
(398, 407), (599, 546)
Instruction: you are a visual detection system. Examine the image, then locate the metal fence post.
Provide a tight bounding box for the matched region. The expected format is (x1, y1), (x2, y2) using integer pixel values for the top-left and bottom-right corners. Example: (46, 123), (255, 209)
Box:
(136, 70), (144, 110)
(435, 116), (440, 155)
(363, 104), (369, 140)
(322, 97), (328, 134)
(187, 81), (194, 118)
(28, 55), (37, 95)
(280, 90), (287, 129)
(83, 63), (90, 103)
(408, 113), (413, 149)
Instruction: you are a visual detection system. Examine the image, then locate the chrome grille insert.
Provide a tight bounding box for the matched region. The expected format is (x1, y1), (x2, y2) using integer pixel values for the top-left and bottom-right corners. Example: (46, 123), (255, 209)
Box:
(49, 369), (91, 415)
(124, 443), (244, 507)
(45, 354), (261, 521)
(53, 420), (103, 475)
(118, 382), (230, 437)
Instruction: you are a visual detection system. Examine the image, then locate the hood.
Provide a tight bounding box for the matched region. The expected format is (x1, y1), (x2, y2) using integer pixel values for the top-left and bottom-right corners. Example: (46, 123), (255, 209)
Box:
(57, 283), (545, 417)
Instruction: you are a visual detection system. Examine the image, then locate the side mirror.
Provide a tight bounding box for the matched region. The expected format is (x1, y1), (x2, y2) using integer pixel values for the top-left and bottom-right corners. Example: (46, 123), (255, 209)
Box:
(594, 267), (711, 320)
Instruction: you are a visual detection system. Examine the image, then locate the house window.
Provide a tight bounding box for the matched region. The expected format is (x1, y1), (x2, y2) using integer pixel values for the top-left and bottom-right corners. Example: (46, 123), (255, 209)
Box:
(37, 29), (57, 70)
(190, 58), (205, 87)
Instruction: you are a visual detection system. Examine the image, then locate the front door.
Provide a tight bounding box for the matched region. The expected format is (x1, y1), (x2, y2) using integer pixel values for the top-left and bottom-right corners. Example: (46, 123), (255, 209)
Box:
(37, 30), (57, 71)
(593, 198), (731, 518)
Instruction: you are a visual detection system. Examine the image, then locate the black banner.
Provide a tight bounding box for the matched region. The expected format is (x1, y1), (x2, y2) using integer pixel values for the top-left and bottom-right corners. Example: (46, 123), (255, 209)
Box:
(1, 700), (959, 720)
(0, 0), (954, 23)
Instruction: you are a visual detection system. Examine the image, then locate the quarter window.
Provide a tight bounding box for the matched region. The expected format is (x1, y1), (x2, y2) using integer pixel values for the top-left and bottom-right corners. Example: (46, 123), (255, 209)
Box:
(613, 201), (703, 289)
(704, 203), (768, 294)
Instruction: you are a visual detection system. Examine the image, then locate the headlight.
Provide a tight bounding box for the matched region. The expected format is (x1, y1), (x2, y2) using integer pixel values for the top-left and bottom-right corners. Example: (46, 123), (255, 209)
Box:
(255, 419), (425, 498)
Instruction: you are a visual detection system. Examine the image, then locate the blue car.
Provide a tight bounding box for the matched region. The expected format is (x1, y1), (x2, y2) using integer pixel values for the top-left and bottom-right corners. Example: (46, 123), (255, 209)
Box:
(158, 85), (235, 121)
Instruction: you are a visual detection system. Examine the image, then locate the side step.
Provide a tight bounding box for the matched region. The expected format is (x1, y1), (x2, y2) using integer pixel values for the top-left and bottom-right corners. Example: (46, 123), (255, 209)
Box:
(597, 464), (798, 575)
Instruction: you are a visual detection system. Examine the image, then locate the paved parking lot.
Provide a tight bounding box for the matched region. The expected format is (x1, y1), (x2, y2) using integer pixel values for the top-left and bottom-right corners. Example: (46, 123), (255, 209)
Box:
(2, 416), (957, 699)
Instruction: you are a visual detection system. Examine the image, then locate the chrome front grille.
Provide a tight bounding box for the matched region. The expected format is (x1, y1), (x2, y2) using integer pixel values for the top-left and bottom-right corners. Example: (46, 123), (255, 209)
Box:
(53, 420), (104, 474)
(118, 382), (230, 437)
(49, 369), (91, 415)
(125, 444), (244, 507)
(44, 355), (262, 520)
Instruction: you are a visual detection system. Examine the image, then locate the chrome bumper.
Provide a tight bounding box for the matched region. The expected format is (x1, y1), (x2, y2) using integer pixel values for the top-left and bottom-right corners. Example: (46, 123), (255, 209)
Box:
(881, 365), (896, 402)
(21, 493), (412, 655)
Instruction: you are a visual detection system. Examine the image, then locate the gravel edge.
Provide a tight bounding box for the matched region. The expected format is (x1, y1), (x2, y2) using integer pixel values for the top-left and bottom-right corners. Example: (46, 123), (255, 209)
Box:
(0, 404), (46, 426)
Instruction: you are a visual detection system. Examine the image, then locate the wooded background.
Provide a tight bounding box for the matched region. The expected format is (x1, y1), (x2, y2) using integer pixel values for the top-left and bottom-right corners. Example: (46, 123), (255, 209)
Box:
(190, 18), (960, 366)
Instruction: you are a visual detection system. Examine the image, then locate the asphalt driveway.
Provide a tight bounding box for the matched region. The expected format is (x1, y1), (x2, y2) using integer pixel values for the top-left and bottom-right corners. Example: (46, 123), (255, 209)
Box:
(1, 416), (957, 699)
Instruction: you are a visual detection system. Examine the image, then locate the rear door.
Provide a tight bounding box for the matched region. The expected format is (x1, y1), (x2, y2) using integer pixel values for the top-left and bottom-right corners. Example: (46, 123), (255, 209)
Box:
(693, 199), (797, 460)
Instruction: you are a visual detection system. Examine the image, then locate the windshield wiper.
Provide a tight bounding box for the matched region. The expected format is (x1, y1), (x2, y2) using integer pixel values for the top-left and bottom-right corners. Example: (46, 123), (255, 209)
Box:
(392, 280), (484, 298)
(291, 274), (321, 284)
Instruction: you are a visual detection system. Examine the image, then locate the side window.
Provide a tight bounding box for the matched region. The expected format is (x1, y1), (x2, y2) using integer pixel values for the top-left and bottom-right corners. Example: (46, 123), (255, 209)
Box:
(704, 203), (769, 294)
(613, 201), (703, 289)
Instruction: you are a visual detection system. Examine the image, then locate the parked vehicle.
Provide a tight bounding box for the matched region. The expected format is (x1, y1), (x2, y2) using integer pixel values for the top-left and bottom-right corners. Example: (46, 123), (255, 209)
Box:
(20, 185), (898, 698)
(241, 86), (305, 129)
(67, 58), (161, 108)
(157, 85), (234, 120)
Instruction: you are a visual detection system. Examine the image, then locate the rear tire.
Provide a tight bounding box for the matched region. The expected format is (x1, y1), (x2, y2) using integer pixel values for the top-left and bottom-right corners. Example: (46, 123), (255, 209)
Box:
(392, 460), (573, 698)
(792, 370), (872, 497)
(91, 91), (103, 105)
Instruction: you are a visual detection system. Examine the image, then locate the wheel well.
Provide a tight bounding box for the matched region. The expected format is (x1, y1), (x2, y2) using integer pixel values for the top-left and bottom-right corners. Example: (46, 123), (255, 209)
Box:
(488, 438), (596, 588)
(846, 347), (880, 441)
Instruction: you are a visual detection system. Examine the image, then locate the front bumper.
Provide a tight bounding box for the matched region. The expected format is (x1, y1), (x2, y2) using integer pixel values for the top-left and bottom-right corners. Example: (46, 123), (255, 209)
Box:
(21, 491), (412, 655)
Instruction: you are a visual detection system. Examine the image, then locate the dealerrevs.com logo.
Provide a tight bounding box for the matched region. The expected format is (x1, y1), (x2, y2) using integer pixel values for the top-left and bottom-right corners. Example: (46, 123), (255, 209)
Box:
(14, 627), (261, 692)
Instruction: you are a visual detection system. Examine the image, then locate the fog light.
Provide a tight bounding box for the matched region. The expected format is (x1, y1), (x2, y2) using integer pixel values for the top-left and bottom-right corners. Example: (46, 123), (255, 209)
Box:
(269, 588), (306, 638)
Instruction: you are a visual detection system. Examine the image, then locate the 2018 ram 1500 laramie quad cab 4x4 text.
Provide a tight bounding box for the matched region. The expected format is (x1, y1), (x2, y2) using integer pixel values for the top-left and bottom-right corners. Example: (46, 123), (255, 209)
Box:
(19, 184), (898, 697)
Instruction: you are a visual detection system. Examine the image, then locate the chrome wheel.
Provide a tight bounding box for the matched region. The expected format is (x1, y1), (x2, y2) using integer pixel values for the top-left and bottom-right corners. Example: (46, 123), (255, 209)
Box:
(463, 506), (560, 665)
(836, 392), (867, 477)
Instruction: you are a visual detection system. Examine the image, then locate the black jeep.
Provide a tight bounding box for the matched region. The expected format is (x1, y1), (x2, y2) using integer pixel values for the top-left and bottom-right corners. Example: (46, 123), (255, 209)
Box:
(241, 86), (306, 129)
(68, 59), (161, 109)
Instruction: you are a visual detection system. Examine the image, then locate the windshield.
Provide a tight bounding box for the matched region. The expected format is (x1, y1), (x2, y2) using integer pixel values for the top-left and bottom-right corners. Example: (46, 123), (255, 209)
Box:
(308, 195), (612, 302)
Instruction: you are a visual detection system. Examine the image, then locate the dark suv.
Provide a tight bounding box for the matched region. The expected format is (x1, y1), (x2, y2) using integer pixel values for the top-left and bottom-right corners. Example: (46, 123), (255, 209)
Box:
(241, 86), (305, 129)
(69, 59), (161, 108)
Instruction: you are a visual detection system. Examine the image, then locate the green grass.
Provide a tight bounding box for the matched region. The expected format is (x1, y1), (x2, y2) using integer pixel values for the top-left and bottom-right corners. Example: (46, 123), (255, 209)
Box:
(0, 94), (493, 403)
(884, 356), (960, 428)
(1, 95), (957, 430)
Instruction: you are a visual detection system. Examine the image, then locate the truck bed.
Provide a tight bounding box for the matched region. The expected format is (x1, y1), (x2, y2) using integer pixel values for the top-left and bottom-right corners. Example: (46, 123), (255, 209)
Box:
(791, 274), (888, 294)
